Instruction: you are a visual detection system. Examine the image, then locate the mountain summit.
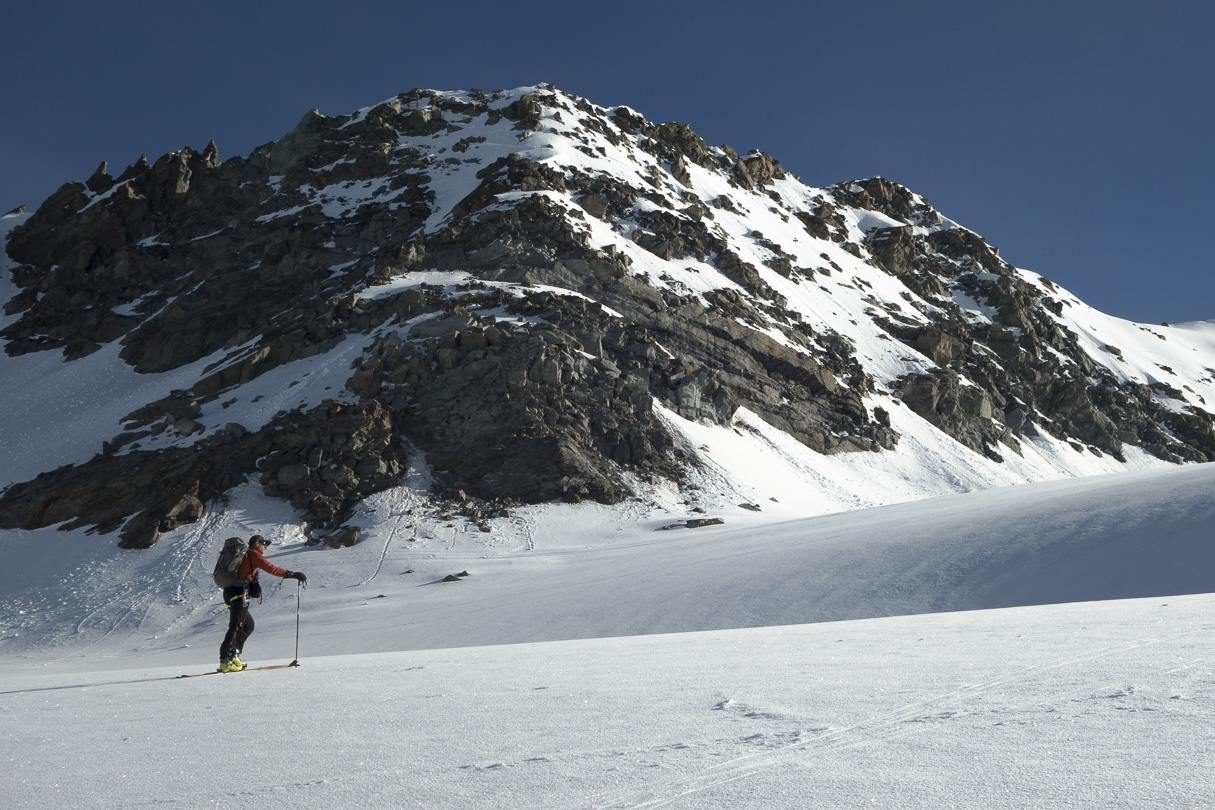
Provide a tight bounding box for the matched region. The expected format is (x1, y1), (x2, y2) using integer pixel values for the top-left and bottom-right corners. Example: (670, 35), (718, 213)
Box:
(2, 84), (1213, 548)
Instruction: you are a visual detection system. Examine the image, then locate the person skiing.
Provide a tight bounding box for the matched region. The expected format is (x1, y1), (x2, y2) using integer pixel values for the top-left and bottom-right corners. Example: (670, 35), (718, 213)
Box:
(219, 535), (307, 673)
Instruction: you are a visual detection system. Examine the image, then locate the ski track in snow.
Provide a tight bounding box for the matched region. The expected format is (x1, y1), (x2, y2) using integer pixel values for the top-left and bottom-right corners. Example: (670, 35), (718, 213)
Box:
(595, 629), (1182, 809)
(359, 522), (397, 587)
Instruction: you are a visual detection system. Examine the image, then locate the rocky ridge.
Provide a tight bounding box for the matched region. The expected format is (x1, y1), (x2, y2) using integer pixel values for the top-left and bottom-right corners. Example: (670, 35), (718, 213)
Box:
(2, 84), (1212, 548)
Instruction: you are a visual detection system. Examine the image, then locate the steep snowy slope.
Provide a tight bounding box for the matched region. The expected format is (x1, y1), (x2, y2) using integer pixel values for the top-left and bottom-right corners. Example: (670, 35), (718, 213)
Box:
(2, 457), (1212, 665)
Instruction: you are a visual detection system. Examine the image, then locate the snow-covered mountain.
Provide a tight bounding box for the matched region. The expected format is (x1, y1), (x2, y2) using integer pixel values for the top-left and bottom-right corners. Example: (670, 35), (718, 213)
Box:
(3, 84), (1214, 552)
(4, 86), (1215, 807)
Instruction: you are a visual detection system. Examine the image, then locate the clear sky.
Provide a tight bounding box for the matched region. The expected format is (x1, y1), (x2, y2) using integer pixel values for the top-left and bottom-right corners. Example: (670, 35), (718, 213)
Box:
(2, 0), (1211, 323)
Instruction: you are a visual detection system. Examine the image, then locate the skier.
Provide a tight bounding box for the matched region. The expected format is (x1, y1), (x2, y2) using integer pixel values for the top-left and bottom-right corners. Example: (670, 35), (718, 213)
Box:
(219, 535), (307, 673)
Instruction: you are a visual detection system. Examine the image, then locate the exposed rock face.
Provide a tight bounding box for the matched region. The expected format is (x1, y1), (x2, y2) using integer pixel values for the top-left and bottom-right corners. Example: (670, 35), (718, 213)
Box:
(849, 177), (1215, 467)
(1, 85), (1212, 546)
(896, 369), (1015, 462)
(0, 398), (402, 548)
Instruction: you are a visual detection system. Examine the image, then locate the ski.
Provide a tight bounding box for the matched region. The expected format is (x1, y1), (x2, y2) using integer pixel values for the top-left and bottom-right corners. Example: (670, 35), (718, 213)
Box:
(177, 662), (300, 679)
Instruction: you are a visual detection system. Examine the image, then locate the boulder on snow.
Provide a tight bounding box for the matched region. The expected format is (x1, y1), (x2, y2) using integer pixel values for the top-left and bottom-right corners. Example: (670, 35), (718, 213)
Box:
(324, 526), (361, 548)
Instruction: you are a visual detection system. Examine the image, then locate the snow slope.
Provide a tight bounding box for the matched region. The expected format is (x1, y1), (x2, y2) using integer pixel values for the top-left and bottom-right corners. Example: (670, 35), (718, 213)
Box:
(2, 463), (1213, 808)
(3, 597), (1212, 809)
(3, 461), (1213, 667)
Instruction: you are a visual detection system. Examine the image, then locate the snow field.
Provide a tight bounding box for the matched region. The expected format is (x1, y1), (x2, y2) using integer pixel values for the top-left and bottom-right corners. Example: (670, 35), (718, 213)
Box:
(3, 593), (1212, 809)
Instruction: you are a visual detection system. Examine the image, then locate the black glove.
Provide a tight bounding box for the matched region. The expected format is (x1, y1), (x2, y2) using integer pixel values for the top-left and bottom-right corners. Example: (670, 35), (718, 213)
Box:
(286, 571), (307, 584)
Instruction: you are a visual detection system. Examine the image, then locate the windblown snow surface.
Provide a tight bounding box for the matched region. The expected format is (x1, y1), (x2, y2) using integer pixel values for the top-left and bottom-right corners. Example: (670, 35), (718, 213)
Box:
(2, 460), (1213, 809)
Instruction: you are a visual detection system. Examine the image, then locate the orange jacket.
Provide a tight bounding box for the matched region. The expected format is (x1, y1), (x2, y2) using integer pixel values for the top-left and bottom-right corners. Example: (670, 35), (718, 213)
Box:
(238, 547), (289, 583)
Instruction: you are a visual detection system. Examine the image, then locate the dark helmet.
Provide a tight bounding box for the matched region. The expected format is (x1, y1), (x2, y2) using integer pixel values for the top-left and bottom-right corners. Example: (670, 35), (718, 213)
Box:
(250, 534), (271, 545)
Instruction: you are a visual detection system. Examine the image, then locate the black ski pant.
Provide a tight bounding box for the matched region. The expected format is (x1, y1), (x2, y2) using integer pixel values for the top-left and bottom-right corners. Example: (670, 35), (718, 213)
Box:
(220, 586), (254, 659)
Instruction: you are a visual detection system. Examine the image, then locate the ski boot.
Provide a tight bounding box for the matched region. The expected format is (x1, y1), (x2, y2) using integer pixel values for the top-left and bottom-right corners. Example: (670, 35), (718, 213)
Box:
(219, 655), (246, 673)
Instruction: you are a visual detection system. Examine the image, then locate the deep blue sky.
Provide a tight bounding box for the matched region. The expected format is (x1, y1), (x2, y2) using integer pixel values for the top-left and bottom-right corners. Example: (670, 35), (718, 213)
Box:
(3, 1), (1212, 323)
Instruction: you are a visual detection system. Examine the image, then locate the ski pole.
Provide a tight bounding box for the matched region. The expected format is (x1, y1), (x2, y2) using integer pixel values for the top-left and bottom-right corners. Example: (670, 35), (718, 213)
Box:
(288, 579), (302, 667)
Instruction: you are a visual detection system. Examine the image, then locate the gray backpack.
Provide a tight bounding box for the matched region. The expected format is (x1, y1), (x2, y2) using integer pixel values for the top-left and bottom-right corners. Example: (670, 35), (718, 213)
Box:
(212, 537), (248, 589)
